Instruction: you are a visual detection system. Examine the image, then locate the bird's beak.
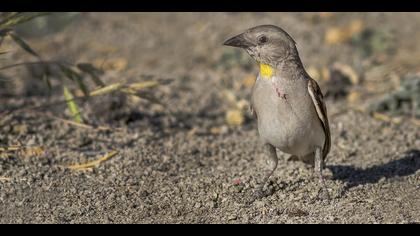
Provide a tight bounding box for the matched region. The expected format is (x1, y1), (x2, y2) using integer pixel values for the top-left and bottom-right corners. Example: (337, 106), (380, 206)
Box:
(223, 33), (254, 48)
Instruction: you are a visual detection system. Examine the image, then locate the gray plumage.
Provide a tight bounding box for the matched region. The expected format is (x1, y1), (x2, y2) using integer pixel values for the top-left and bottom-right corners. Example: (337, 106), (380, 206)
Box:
(224, 25), (331, 200)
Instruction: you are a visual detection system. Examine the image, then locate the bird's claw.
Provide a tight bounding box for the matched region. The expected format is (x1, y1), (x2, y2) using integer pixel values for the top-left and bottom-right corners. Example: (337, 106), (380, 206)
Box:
(317, 182), (331, 201)
(246, 188), (266, 204)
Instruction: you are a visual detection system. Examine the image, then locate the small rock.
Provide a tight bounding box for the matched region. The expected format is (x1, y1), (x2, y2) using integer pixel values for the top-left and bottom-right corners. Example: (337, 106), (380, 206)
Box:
(226, 109), (244, 126)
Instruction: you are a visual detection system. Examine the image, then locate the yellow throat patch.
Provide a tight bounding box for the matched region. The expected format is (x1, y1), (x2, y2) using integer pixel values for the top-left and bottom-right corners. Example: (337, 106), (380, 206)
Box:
(260, 63), (273, 78)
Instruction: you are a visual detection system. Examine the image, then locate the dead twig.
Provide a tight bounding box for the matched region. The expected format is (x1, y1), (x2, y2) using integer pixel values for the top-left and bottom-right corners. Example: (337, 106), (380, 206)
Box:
(372, 112), (403, 125)
(0, 145), (45, 158)
(67, 151), (119, 170)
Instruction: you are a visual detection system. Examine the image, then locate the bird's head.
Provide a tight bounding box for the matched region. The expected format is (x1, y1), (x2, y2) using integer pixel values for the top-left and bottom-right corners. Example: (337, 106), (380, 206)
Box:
(224, 25), (298, 76)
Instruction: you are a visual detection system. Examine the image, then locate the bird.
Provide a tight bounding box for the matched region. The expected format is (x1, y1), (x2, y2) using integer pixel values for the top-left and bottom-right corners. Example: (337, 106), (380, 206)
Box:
(223, 25), (331, 200)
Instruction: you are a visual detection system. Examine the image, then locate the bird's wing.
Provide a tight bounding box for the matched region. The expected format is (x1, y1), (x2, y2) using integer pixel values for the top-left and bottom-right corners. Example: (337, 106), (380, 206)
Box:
(250, 79), (258, 119)
(307, 78), (331, 159)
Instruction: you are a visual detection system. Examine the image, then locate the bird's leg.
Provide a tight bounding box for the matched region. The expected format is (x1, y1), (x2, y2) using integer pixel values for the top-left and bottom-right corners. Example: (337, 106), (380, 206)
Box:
(255, 143), (278, 199)
(315, 146), (330, 200)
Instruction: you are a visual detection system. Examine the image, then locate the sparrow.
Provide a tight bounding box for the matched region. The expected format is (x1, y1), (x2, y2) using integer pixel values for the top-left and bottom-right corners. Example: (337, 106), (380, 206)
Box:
(223, 25), (331, 199)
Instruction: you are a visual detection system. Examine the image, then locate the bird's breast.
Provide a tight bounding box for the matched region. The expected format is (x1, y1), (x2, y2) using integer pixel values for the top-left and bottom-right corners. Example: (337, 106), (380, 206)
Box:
(251, 75), (324, 156)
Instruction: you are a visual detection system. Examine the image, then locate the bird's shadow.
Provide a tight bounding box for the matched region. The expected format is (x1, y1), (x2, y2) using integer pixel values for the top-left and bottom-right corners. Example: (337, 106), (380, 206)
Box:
(328, 149), (420, 190)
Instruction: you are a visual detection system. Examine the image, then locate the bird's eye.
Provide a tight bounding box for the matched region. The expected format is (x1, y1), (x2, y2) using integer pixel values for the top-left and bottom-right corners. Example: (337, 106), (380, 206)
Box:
(257, 35), (268, 44)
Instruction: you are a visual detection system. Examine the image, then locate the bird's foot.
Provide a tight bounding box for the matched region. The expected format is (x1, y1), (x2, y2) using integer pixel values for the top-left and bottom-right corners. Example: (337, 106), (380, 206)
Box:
(316, 177), (331, 201)
(317, 187), (330, 201)
(255, 187), (267, 199)
(246, 188), (266, 205)
(314, 146), (330, 202)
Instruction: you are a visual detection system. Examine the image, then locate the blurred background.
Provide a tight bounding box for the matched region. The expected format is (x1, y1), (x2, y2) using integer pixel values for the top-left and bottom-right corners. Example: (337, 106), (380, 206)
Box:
(1, 13), (420, 122)
(0, 13), (419, 223)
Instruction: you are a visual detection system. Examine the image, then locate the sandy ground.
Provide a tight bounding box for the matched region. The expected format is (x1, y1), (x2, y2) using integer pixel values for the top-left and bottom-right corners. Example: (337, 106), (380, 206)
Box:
(0, 12), (419, 223)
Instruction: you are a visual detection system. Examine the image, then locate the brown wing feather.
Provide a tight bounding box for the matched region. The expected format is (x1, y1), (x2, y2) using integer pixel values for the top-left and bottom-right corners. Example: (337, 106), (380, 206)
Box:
(307, 78), (331, 160)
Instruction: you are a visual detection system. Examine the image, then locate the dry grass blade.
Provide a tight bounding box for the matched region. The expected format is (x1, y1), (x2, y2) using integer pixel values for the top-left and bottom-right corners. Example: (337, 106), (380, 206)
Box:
(119, 81), (161, 95)
(0, 177), (11, 181)
(27, 110), (122, 132)
(127, 81), (160, 90)
(68, 151), (119, 170)
(372, 112), (402, 124)
(127, 92), (169, 109)
(76, 63), (105, 87)
(59, 65), (89, 96)
(63, 86), (83, 123)
(1, 75), (171, 119)
(58, 117), (100, 129)
(0, 12), (19, 19)
(0, 60), (63, 71)
(89, 83), (124, 96)
(0, 153), (10, 158)
(0, 145), (45, 158)
(0, 145), (21, 152)
(19, 147), (45, 158)
(42, 73), (52, 90)
(8, 32), (41, 59)
(53, 116), (113, 131)
(0, 12), (49, 30)
(0, 50), (10, 55)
